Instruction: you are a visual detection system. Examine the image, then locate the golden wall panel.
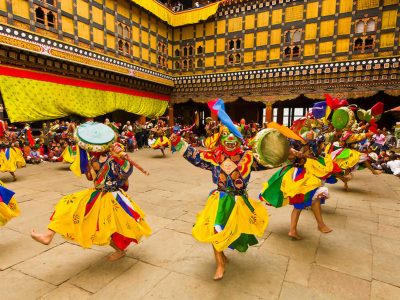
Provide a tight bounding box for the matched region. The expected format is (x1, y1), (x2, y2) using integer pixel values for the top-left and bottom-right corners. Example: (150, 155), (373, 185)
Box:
(77, 0), (89, 19)
(245, 15), (255, 30)
(381, 10), (398, 29)
(320, 20), (335, 37)
(216, 39), (225, 52)
(117, 0), (130, 18)
(304, 43), (316, 56)
(285, 5), (304, 23)
(150, 17), (157, 32)
(270, 29), (281, 45)
(357, 0), (379, 10)
(92, 6), (103, 25)
(352, 53), (375, 59)
(131, 6), (139, 23)
(106, 13), (115, 31)
(319, 41), (333, 54)
(12, 0), (29, 19)
(78, 22), (90, 40)
(217, 20), (225, 35)
(321, 0), (336, 16)
(271, 9), (282, 25)
(150, 35), (156, 49)
(205, 22), (214, 36)
(244, 51), (253, 63)
(196, 24), (203, 38)
(93, 28), (104, 45)
(384, 0), (399, 5)
(141, 13), (149, 28)
(256, 31), (268, 47)
(380, 32), (395, 47)
(132, 26), (139, 42)
(132, 45), (140, 58)
(335, 56), (349, 61)
(182, 26), (194, 40)
(205, 56), (214, 66)
(106, 34), (115, 48)
(257, 11), (269, 27)
(228, 17), (242, 32)
(337, 17), (351, 35)
(205, 40), (214, 53)
(336, 39), (349, 52)
(159, 23), (167, 38)
(141, 30), (149, 45)
(269, 47), (280, 60)
(216, 55), (225, 66)
(306, 2), (319, 19)
(340, 0), (353, 12)
(105, 0), (114, 9)
(305, 23), (317, 40)
(244, 34), (254, 48)
(142, 48), (149, 61)
(256, 50), (266, 62)
(0, 0), (6, 12)
(61, 0), (74, 14)
(62, 16), (74, 35)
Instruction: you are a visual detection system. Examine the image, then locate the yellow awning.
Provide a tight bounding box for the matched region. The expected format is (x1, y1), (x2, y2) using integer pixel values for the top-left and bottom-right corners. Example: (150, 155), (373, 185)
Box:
(131, 0), (220, 27)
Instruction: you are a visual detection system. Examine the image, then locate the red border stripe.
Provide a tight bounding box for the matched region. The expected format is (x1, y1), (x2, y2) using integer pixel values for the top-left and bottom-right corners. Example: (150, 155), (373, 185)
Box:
(0, 65), (170, 101)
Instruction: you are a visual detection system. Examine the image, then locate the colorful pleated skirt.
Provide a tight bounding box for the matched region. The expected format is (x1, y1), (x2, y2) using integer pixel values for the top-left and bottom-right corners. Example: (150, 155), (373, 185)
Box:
(192, 190), (268, 252)
(0, 181), (20, 226)
(61, 146), (76, 164)
(48, 188), (151, 249)
(150, 136), (170, 150)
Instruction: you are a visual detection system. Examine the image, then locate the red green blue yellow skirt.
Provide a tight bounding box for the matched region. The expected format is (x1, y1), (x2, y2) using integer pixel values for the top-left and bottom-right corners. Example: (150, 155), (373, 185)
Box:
(150, 136), (170, 149)
(192, 190), (268, 252)
(61, 146), (76, 164)
(0, 181), (20, 226)
(48, 188), (151, 250)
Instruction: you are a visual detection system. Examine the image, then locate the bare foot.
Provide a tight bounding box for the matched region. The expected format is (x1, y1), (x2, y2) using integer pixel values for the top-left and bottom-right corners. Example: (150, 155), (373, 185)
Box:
(213, 265), (225, 281)
(31, 230), (52, 245)
(372, 170), (382, 175)
(318, 225), (333, 234)
(344, 181), (349, 192)
(288, 232), (302, 240)
(222, 252), (229, 264)
(106, 250), (126, 261)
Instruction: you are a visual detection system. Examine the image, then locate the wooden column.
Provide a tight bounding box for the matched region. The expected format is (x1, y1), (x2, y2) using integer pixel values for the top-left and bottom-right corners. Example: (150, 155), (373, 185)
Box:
(265, 102), (273, 123)
(277, 107), (284, 124)
(168, 105), (174, 127)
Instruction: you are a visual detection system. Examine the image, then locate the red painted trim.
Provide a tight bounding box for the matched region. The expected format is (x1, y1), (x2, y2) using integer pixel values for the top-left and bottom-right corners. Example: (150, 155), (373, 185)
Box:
(0, 65), (170, 101)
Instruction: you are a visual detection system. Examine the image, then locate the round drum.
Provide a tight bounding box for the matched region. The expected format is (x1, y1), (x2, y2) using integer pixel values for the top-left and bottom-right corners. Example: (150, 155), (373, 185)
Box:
(252, 128), (290, 167)
(332, 107), (355, 130)
(75, 122), (116, 152)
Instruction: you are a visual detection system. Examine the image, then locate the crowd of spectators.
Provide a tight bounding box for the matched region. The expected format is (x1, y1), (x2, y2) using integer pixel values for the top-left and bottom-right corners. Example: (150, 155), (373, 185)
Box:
(159, 0), (218, 12)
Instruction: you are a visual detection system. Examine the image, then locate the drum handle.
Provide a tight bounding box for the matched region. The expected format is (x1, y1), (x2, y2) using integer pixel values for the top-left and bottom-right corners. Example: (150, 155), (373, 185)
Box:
(348, 104), (359, 109)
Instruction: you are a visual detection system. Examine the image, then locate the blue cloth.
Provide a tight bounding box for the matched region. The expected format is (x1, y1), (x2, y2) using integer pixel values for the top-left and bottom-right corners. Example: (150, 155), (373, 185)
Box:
(0, 185), (15, 205)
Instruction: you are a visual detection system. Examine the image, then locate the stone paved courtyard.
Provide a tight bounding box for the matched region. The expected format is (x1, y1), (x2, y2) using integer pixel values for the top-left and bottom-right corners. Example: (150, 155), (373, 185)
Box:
(0, 148), (399, 300)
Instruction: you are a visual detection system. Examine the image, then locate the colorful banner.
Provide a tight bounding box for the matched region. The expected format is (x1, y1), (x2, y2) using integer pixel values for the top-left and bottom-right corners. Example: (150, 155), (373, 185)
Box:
(0, 66), (169, 123)
(131, 0), (220, 27)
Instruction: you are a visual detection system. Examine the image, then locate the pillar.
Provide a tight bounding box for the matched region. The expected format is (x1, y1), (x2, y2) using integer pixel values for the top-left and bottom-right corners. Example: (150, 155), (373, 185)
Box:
(168, 105), (174, 127)
(265, 103), (273, 123)
(277, 107), (284, 124)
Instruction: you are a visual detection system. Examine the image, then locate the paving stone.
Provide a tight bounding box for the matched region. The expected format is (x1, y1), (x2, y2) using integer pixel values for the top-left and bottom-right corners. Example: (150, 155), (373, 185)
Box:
(373, 252), (400, 287)
(69, 257), (138, 293)
(378, 215), (400, 228)
(284, 259), (312, 286)
(92, 261), (170, 299)
(0, 269), (56, 300)
(308, 265), (371, 300)
(370, 280), (400, 300)
(346, 217), (378, 235)
(0, 228), (59, 270)
(377, 224), (400, 240)
(261, 232), (319, 263)
(371, 235), (400, 256)
(279, 281), (340, 300)
(127, 229), (196, 267)
(40, 282), (91, 299)
(13, 243), (104, 285)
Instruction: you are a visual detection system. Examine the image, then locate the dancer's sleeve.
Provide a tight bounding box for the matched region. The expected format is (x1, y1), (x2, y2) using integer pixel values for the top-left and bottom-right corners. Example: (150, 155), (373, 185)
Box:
(172, 138), (215, 171)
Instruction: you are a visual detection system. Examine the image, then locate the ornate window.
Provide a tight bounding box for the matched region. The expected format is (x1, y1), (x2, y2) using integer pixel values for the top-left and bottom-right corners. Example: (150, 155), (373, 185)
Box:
(197, 46), (203, 54)
(227, 38), (242, 66)
(353, 17), (377, 52)
(34, 4), (57, 29)
(158, 41), (168, 69)
(197, 59), (204, 68)
(117, 21), (131, 57)
(175, 49), (180, 57)
(283, 29), (302, 59)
